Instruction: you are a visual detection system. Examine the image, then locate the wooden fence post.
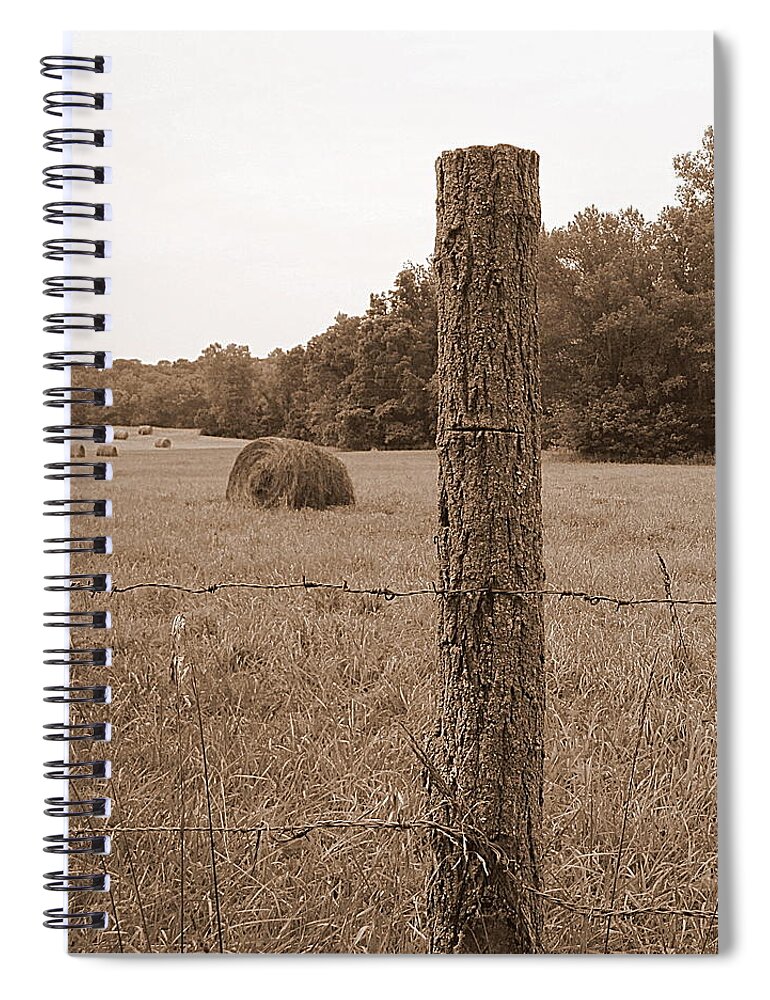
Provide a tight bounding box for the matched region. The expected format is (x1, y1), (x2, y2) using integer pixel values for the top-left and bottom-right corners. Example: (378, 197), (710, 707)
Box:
(428, 144), (545, 953)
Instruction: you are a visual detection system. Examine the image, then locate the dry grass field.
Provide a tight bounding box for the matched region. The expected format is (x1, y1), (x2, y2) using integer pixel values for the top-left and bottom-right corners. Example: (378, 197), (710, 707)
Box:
(67, 429), (717, 953)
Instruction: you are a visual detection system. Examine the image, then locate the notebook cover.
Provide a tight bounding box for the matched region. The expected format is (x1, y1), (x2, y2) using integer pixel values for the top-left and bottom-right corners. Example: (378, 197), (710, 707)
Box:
(59, 30), (716, 954)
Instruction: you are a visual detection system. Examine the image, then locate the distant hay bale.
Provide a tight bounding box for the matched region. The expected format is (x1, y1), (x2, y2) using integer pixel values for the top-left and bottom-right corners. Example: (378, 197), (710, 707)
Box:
(73, 443), (86, 458)
(113, 429), (129, 440)
(96, 444), (118, 457)
(154, 437), (172, 449)
(137, 425), (153, 436)
(226, 436), (354, 511)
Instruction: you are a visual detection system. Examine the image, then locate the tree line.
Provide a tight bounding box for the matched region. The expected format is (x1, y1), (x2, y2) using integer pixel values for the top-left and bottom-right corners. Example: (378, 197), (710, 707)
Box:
(101, 128), (713, 462)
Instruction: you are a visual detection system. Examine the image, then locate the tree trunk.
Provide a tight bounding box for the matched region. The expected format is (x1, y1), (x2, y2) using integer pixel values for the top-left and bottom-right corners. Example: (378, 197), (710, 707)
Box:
(427, 144), (545, 953)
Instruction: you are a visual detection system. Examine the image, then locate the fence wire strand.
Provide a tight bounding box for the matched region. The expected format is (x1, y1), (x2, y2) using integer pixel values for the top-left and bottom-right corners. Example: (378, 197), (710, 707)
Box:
(111, 577), (716, 610)
(104, 820), (716, 923)
(96, 569), (716, 942)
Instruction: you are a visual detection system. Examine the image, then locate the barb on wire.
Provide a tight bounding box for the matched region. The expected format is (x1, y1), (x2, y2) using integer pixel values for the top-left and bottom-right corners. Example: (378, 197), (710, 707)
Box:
(103, 818), (717, 923)
(111, 577), (716, 609)
(106, 817), (466, 840)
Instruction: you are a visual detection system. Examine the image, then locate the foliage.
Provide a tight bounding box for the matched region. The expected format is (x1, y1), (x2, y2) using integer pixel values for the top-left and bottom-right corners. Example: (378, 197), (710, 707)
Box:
(540, 127), (714, 459)
(97, 130), (713, 462)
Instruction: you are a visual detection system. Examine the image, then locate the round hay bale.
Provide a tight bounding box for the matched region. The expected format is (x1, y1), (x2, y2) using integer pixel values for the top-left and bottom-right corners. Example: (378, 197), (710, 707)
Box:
(154, 437), (172, 449)
(73, 443), (86, 458)
(113, 429), (129, 440)
(96, 444), (118, 457)
(137, 425), (153, 436)
(226, 436), (354, 510)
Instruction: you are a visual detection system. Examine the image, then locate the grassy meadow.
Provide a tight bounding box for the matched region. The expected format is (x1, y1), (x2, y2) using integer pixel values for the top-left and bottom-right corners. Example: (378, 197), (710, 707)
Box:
(68, 429), (717, 953)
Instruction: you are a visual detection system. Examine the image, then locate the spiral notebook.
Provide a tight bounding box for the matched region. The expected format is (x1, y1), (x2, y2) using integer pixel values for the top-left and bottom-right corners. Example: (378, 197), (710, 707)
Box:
(42, 31), (717, 954)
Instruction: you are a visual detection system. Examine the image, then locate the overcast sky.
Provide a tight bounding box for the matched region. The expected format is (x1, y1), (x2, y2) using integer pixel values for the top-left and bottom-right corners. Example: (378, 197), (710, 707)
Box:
(71, 31), (713, 363)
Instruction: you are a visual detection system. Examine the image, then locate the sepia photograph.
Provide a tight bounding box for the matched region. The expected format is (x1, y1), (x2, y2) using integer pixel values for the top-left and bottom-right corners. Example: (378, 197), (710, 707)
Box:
(62, 30), (715, 953)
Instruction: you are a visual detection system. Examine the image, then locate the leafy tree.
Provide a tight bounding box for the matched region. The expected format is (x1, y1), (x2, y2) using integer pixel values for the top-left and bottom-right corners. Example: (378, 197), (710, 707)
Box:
(198, 343), (254, 437)
(651, 126), (715, 454)
(538, 127), (714, 459)
(81, 132), (713, 462)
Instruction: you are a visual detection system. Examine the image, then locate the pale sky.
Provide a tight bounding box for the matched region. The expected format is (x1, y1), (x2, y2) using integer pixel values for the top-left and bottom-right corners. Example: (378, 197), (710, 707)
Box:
(70, 31), (713, 363)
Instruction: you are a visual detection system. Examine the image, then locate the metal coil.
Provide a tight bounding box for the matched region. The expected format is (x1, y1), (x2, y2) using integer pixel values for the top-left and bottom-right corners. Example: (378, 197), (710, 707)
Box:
(43, 760), (110, 781)
(40, 55), (106, 79)
(44, 464), (110, 482)
(43, 910), (109, 931)
(43, 722), (110, 742)
(43, 498), (111, 517)
(43, 386), (110, 407)
(43, 239), (108, 260)
(42, 49), (112, 935)
(43, 350), (110, 370)
(43, 834), (110, 856)
(44, 536), (111, 554)
(44, 574), (112, 593)
(42, 424), (111, 444)
(43, 314), (108, 335)
(43, 201), (107, 224)
(43, 128), (107, 152)
(44, 91), (106, 116)
(44, 798), (110, 819)
(43, 648), (111, 668)
(43, 164), (107, 189)
(43, 686), (111, 706)
(43, 275), (108, 297)
(43, 611), (110, 629)
(44, 871), (108, 893)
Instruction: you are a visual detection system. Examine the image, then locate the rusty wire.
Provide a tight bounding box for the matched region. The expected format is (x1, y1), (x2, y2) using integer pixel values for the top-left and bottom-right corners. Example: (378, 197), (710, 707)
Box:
(100, 571), (716, 935)
(111, 577), (716, 610)
(104, 818), (717, 923)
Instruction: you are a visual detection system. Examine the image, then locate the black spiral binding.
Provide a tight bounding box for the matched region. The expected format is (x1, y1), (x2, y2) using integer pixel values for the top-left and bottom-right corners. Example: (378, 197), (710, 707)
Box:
(43, 129), (109, 152)
(43, 315), (109, 335)
(43, 165), (109, 189)
(43, 202), (109, 223)
(44, 92), (107, 116)
(42, 53), (111, 932)
(43, 239), (109, 260)
(43, 276), (109, 297)
(40, 55), (107, 79)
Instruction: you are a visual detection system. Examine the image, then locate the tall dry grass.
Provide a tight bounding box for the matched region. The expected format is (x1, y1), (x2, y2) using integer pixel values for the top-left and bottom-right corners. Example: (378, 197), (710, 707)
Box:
(66, 440), (717, 953)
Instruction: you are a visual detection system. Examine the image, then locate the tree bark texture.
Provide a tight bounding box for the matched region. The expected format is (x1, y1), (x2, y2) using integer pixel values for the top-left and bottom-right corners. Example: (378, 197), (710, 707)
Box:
(428, 144), (545, 954)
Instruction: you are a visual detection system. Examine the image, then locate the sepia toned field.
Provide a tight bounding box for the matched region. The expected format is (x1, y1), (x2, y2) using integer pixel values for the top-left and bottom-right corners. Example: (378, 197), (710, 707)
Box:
(68, 430), (717, 953)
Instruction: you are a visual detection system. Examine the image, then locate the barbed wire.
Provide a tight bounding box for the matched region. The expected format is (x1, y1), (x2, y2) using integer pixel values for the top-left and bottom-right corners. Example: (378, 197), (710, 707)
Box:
(105, 818), (717, 923)
(111, 577), (716, 610)
(103, 569), (716, 936)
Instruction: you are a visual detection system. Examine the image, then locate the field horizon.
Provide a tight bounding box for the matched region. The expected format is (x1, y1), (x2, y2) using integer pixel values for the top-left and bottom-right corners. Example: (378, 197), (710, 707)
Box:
(103, 424), (717, 466)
